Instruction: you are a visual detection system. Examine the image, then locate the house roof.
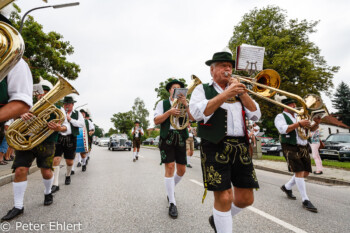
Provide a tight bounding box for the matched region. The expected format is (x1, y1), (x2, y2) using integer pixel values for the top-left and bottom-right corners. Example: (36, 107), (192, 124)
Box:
(321, 116), (350, 129)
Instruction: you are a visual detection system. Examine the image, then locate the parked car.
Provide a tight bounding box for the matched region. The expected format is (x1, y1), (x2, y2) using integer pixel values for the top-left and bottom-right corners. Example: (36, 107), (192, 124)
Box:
(95, 138), (100, 145)
(153, 136), (160, 146)
(261, 141), (283, 156)
(108, 134), (131, 151)
(98, 137), (109, 147)
(143, 138), (154, 145)
(194, 137), (201, 150)
(320, 133), (350, 161)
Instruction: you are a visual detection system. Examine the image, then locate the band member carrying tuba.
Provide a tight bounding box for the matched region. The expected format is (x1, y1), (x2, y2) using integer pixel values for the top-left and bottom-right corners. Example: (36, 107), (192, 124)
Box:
(154, 79), (194, 219)
(1, 79), (65, 222)
(275, 97), (320, 213)
(189, 51), (261, 232)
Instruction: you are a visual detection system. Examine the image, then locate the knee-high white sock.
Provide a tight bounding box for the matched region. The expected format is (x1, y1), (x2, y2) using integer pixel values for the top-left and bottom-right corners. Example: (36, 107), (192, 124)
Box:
(285, 175), (296, 190)
(164, 177), (176, 205)
(187, 156), (191, 165)
(53, 166), (60, 186)
(213, 207), (232, 233)
(78, 154), (82, 163)
(43, 176), (54, 195)
(72, 159), (76, 171)
(13, 181), (27, 209)
(231, 203), (243, 217)
(295, 177), (309, 201)
(136, 151), (139, 157)
(174, 173), (183, 186)
(66, 166), (72, 176)
(82, 157), (87, 166)
(133, 152), (136, 159)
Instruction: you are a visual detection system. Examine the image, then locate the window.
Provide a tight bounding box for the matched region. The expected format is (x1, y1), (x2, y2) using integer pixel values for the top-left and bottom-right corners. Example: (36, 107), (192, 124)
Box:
(328, 128), (331, 134)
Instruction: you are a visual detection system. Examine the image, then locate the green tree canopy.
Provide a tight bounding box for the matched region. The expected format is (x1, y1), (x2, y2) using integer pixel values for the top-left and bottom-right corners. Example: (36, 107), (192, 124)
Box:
(9, 4), (80, 84)
(132, 97), (150, 130)
(154, 78), (187, 109)
(110, 111), (134, 134)
(93, 124), (104, 138)
(228, 6), (339, 137)
(332, 81), (350, 126)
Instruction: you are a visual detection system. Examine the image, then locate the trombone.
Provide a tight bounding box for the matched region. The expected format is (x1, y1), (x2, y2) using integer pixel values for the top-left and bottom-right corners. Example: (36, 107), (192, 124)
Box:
(226, 69), (328, 140)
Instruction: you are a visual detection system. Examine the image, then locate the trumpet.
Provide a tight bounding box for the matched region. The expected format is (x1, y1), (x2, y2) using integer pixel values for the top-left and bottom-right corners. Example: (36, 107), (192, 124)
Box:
(224, 70), (328, 140)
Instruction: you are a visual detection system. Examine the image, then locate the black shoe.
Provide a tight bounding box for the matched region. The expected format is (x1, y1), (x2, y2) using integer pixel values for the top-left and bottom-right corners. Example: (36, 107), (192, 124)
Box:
(44, 193), (53, 206)
(168, 203), (178, 219)
(82, 165), (86, 172)
(133, 159), (136, 162)
(302, 200), (318, 213)
(313, 171), (323, 175)
(1, 207), (24, 222)
(136, 156), (139, 160)
(187, 164), (193, 168)
(51, 185), (60, 193)
(77, 162), (81, 167)
(65, 176), (71, 185)
(71, 171), (75, 175)
(281, 185), (296, 200)
(209, 215), (217, 233)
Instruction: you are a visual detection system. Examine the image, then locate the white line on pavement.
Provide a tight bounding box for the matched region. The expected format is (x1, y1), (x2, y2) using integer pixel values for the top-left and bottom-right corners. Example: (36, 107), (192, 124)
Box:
(189, 179), (308, 233)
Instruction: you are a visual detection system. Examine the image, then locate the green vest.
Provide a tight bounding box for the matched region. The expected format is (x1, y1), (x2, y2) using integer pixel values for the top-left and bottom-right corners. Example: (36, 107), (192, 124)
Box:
(280, 113), (297, 145)
(159, 99), (189, 140)
(0, 78), (9, 110)
(44, 112), (59, 143)
(69, 110), (80, 137)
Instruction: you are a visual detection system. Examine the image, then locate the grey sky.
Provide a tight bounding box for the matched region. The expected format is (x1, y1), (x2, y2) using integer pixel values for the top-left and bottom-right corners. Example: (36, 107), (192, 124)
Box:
(17, 0), (350, 132)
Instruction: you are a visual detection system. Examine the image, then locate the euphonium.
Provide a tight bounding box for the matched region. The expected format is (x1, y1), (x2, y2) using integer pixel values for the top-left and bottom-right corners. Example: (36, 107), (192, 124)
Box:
(170, 75), (202, 130)
(6, 77), (79, 150)
(0, 0), (25, 82)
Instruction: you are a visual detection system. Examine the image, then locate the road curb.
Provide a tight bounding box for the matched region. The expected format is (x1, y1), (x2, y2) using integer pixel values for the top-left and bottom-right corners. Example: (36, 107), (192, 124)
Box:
(142, 146), (350, 186)
(0, 165), (40, 187)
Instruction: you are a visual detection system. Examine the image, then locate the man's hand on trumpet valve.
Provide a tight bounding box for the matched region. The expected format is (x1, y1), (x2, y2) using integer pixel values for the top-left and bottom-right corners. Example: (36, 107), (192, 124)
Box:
(21, 112), (35, 121)
(224, 78), (247, 99)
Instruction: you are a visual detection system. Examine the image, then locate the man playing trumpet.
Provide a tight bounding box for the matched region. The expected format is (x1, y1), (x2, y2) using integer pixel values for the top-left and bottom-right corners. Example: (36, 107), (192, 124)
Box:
(189, 51), (261, 233)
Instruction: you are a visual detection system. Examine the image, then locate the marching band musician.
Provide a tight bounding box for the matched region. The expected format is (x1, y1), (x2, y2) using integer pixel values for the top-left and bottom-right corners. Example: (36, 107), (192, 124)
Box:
(1, 79), (65, 222)
(189, 51), (261, 233)
(275, 97), (320, 213)
(51, 96), (84, 193)
(84, 109), (95, 163)
(154, 79), (194, 219)
(79, 108), (95, 170)
(131, 120), (144, 162)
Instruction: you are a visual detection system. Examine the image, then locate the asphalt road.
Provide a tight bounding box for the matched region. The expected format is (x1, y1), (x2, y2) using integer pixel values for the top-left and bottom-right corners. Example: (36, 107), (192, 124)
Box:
(0, 146), (349, 233)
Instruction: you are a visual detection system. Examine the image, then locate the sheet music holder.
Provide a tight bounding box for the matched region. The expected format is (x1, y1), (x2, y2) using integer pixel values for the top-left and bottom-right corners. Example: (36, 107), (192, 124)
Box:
(172, 88), (188, 99)
(235, 44), (265, 74)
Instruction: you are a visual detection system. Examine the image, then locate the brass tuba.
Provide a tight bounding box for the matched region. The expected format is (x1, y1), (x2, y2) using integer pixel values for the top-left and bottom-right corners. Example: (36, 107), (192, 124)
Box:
(0, 0), (25, 83)
(6, 76), (79, 150)
(170, 75), (202, 130)
(229, 69), (328, 140)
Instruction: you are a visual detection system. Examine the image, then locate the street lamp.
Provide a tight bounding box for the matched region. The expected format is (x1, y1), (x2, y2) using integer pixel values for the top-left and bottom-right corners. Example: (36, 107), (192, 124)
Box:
(19, 2), (79, 33)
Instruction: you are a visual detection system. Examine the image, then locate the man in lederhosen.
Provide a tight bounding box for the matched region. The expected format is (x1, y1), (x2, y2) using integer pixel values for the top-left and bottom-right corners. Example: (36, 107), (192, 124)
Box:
(189, 51), (261, 232)
(51, 96), (84, 193)
(131, 120), (143, 162)
(275, 97), (320, 213)
(154, 79), (194, 219)
(0, 11), (34, 223)
(1, 80), (66, 222)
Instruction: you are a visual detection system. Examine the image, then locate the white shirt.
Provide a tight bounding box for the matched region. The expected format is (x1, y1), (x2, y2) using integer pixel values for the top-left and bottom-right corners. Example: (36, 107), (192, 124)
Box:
(7, 59), (33, 108)
(253, 125), (260, 136)
(60, 110), (84, 136)
(189, 80), (261, 137)
(132, 127), (144, 138)
(154, 98), (177, 130)
(274, 111), (307, 146)
(88, 119), (95, 131)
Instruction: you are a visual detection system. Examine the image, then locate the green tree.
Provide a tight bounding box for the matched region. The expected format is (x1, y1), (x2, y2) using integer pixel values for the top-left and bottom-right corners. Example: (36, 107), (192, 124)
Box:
(93, 124), (104, 138)
(154, 78), (187, 109)
(132, 97), (150, 130)
(332, 81), (350, 126)
(228, 6), (339, 137)
(9, 4), (80, 84)
(111, 111), (134, 134)
(105, 127), (118, 137)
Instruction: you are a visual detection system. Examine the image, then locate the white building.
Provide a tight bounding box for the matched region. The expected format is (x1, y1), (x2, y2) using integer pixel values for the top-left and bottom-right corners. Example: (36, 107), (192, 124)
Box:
(318, 116), (350, 140)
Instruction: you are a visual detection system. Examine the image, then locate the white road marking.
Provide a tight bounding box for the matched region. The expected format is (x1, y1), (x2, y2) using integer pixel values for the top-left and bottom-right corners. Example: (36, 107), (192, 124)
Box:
(189, 179), (308, 233)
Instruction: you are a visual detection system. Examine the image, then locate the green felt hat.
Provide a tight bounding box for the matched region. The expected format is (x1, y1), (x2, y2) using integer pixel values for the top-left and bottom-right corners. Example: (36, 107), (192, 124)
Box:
(205, 51), (235, 67)
(282, 98), (298, 105)
(63, 96), (76, 104)
(165, 79), (185, 92)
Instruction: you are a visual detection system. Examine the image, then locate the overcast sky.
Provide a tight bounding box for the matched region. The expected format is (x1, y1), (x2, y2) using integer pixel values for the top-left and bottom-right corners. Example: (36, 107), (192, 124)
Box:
(16, 0), (350, 132)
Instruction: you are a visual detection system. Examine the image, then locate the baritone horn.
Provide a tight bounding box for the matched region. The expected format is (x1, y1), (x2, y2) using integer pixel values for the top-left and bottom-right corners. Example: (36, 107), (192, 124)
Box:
(6, 76), (79, 150)
(225, 69), (328, 140)
(0, 0), (25, 83)
(170, 75), (202, 130)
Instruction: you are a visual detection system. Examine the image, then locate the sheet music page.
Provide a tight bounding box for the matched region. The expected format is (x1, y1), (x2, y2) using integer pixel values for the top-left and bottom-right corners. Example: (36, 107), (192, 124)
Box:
(172, 88), (188, 99)
(236, 44), (265, 71)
